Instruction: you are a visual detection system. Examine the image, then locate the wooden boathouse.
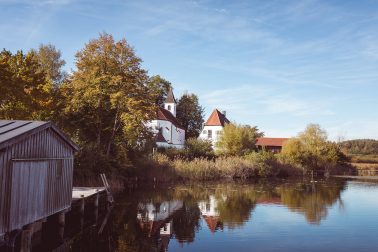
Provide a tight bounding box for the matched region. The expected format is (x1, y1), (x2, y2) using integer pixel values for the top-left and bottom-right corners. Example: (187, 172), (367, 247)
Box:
(0, 120), (79, 237)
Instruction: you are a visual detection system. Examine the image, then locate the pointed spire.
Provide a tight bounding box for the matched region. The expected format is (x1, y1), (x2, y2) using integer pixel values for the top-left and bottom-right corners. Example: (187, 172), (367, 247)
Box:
(165, 88), (176, 104)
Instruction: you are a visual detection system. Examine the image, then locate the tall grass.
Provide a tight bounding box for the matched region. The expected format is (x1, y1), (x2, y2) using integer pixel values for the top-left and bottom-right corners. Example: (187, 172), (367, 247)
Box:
(140, 152), (299, 181)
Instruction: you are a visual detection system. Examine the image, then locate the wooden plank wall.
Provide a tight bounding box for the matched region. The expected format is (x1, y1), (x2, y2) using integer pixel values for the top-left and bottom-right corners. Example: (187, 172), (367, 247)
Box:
(0, 128), (74, 233)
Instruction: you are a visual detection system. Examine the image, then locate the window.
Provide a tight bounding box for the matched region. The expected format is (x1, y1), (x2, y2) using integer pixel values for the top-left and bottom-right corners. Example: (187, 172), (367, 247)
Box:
(208, 130), (212, 139)
(167, 105), (171, 111)
(202, 130), (207, 135)
(216, 130), (221, 136)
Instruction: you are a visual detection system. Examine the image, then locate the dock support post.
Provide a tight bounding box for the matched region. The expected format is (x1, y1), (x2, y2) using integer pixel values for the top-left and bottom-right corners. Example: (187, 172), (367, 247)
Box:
(58, 212), (66, 240)
(94, 192), (99, 223)
(20, 224), (34, 252)
(80, 197), (85, 230)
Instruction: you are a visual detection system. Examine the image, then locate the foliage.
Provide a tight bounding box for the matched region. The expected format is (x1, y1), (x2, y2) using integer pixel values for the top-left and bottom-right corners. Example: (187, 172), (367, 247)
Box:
(0, 49), (54, 120)
(32, 44), (66, 85)
(339, 139), (378, 155)
(61, 33), (157, 169)
(184, 138), (214, 159)
(156, 138), (214, 160)
(216, 123), (264, 156)
(147, 75), (171, 107)
(176, 93), (204, 139)
(281, 124), (347, 175)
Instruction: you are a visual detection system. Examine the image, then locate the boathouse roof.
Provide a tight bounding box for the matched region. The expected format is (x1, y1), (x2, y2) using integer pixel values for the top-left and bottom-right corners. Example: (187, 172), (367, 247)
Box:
(0, 120), (79, 150)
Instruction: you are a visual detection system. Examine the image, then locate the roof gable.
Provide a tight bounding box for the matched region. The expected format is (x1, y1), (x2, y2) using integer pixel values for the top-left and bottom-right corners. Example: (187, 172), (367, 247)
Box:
(157, 107), (185, 130)
(204, 109), (230, 127)
(0, 120), (79, 151)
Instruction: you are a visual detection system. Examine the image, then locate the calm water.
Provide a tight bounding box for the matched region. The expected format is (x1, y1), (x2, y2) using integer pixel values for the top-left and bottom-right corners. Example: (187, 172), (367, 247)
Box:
(40, 179), (378, 251)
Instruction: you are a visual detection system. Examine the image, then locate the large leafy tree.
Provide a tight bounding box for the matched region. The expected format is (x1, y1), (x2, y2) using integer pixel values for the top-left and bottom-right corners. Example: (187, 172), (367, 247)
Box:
(216, 123), (263, 156)
(147, 75), (171, 106)
(176, 93), (204, 139)
(32, 44), (66, 85)
(0, 49), (53, 120)
(281, 124), (346, 175)
(62, 33), (156, 161)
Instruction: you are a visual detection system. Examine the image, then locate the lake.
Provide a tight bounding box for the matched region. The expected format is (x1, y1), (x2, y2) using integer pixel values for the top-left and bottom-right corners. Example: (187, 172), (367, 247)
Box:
(36, 178), (378, 251)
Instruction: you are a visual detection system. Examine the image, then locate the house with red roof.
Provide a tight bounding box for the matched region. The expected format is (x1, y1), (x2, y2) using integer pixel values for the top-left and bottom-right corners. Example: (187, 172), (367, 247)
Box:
(199, 109), (230, 147)
(147, 88), (186, 148)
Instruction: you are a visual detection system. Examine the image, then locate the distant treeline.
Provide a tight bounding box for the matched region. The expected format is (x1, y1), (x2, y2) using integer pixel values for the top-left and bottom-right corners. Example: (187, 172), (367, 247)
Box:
(339, 139), (378, 155)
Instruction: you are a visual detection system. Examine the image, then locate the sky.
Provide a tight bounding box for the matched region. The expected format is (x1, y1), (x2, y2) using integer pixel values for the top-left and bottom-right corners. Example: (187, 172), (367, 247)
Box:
(1, 0), (378, 140)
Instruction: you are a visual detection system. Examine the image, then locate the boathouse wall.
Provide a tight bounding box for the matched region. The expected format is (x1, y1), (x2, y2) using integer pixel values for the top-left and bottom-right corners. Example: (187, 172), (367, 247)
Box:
(0, 121), (78, 235)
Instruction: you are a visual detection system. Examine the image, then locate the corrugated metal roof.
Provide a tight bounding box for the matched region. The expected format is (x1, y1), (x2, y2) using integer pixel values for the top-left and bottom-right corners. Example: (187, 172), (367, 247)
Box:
(0, 120), (79, 151)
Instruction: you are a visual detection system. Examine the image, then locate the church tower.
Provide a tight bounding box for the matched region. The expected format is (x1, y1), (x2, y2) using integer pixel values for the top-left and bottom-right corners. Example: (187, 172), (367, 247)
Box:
(164, 88), (177, 117)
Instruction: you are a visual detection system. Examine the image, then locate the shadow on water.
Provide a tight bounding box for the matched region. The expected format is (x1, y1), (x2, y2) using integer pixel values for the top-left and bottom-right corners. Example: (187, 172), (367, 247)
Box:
(1, 178), (349, 252)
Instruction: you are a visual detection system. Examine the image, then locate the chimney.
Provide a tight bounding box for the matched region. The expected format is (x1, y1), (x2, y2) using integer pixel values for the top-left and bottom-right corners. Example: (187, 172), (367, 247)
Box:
(222, 110), (226, 117)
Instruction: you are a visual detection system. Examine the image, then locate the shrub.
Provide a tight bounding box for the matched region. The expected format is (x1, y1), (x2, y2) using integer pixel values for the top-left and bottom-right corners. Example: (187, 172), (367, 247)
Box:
(216, 123), (263, 156)
(184, 138), (214, 159)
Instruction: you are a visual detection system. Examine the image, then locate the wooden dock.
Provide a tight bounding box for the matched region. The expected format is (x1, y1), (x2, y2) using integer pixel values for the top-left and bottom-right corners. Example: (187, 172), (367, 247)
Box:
(72, 187), (106, 200)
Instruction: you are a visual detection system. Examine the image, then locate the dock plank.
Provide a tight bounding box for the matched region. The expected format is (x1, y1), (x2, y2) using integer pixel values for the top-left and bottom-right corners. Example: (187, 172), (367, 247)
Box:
(72, 187), (106, 200)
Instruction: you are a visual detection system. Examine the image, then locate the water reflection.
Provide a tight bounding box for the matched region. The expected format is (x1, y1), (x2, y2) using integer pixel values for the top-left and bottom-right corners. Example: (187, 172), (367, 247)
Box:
(20, 178), (378, 251)
(108, 179), (348, 251)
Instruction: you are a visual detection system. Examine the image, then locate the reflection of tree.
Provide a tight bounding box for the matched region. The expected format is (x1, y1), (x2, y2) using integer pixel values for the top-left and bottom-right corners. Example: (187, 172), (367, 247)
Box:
(216, 194), (256, 229)
(103, 180), (347, 251)
(280, 180), (346, 224)
(172, 203), (201, 243)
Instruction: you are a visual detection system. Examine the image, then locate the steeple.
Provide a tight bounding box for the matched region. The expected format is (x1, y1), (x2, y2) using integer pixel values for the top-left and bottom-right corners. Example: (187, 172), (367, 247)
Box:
(165, 88), (176, 104)
(164, 88), (177, 117)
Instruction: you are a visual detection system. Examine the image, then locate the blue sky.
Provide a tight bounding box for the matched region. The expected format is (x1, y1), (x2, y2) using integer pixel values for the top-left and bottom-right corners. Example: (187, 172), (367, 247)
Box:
(1, 0), (378, 140)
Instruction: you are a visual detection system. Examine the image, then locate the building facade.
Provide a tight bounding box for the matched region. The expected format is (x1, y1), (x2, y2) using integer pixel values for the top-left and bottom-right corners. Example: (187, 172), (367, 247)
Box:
(199, 109), (230, 148)
(256, 137), (289, 153)
(147, 89), (186, 149)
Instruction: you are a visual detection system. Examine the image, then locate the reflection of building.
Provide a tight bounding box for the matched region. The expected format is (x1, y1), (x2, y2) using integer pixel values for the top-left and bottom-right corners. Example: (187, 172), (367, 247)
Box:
(137, 200), (183, 251)
(198, 196), (224, 233)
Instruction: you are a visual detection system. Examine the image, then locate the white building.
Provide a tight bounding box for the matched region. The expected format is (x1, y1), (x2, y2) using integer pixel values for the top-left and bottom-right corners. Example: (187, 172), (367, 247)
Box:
(199, 109), (230, 148)
(147, 89), (186, 149)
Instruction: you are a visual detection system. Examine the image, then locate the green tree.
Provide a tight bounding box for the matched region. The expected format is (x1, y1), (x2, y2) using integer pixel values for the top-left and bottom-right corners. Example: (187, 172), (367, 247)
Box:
(216, 123), (263, 156)
(61, 33), (156, 171)
(147, 75), (172, 106)
(184, 138), (214, 158)
(176, 93), (204, 139)
(281, 124), (346, 175)
(32, 44), (66, 85)
(0, 49), (53, 120)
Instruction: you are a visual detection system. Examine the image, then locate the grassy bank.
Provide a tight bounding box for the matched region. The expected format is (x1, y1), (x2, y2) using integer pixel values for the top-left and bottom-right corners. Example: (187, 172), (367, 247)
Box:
(135, 152), (306, 181)
(346, 154), (378, 176)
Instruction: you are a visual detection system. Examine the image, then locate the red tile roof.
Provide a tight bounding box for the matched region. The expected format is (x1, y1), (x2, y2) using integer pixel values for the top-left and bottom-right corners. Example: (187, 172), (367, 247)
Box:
(256, 137), (289, 147)
(157, 107), (185, 130)
(204, 109), (230, 127)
